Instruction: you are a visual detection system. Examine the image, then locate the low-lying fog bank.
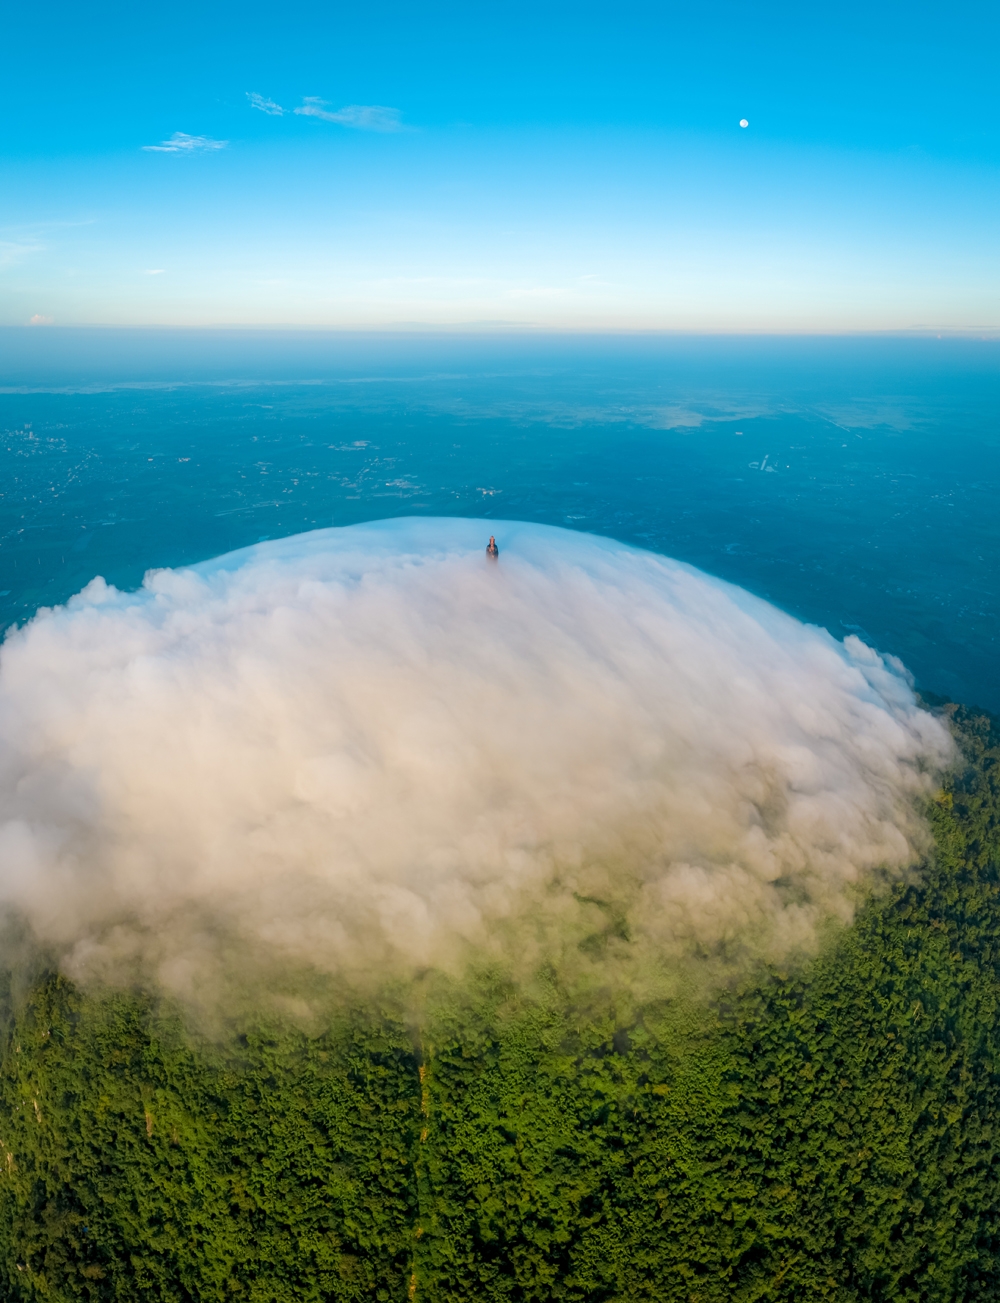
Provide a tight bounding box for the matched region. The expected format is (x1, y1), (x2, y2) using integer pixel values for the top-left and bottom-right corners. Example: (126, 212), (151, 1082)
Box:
(0, 519), (953, 1007)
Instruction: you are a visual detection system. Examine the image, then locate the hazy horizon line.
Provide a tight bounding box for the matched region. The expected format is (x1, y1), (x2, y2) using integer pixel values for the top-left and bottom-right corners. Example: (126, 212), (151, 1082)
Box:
(4, 323), (999, 340)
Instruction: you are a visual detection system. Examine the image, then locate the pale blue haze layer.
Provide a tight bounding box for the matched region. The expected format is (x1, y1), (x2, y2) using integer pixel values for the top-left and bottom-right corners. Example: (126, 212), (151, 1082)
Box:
(1, 331), (998, 709)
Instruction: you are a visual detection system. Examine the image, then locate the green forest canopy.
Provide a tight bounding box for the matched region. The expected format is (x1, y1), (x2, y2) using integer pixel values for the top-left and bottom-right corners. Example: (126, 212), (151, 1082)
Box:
(1, 704), (998, 1302)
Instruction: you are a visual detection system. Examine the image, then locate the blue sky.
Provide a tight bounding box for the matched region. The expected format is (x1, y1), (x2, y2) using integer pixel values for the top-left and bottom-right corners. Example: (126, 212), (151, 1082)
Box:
(2, 0), (998, 330)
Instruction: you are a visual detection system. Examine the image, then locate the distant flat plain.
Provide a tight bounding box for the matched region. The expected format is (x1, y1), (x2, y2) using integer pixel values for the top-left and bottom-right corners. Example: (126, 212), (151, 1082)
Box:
(1, 330), (997, 710)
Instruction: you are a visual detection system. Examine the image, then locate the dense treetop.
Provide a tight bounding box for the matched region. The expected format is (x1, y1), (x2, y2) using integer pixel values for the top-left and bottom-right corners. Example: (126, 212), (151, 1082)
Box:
(1, 705), (998, 1301)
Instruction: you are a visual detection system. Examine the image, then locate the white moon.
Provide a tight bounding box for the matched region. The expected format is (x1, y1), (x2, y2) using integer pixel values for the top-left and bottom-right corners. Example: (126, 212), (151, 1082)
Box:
(739, 118), (749, 128)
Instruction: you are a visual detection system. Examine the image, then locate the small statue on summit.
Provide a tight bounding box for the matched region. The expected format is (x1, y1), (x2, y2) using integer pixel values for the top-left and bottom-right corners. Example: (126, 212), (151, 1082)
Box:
(486, 535), (499, 560)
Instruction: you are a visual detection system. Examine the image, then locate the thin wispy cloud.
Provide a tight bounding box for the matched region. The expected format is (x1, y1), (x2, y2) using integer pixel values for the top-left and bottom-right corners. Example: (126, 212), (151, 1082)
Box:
(505, 286), (570, 300)
(294, 99), (402, 131)
(142, 133), (228, 153)
(144, 269), (166, 275)
(0, 239), (45, 269)
(247, 91), (284, 116)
